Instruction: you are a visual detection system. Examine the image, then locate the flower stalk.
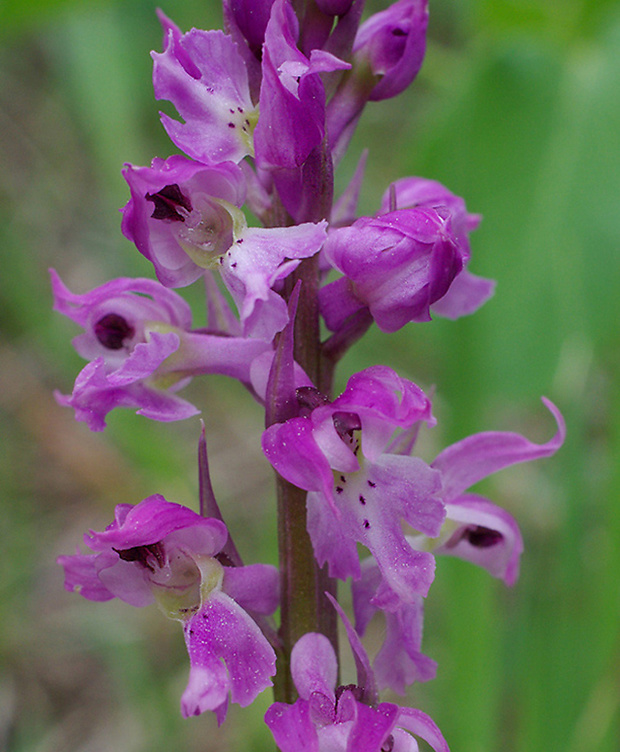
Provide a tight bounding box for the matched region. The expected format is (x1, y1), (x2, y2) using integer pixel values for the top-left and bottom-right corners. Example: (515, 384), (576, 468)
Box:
(274, 256), (338, 703)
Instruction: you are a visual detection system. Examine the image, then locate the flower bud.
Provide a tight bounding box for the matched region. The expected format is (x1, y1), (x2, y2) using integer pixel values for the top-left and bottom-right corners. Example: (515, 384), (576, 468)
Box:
(353, 0), (428, 101)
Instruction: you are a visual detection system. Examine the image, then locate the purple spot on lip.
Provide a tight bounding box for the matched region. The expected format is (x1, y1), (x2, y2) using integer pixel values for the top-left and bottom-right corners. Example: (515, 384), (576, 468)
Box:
(359, 495), (366, 505)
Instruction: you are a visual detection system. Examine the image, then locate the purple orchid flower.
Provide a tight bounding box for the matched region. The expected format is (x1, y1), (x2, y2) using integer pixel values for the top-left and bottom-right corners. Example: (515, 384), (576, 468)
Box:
(351, 399), (565, 694)
(122, 154), (328, 340)
(265, 596), (449, 752)
(152, 13), (258, 164)
(51, 270), (270, 430)
(379, 177), (496, 319)
(262, 366), (444, 600)
(319, 205), (467, 334)
(121, 154), (246, 289)
(58, 495), (278, 722)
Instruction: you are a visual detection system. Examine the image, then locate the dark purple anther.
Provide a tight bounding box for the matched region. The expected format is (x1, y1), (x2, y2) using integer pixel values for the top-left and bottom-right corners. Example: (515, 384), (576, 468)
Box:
(296, 386), (331, 414)
(94, 313), (135, 350)
(146, 183), (192, 222)
(114, 541), (166, 572)
(335, 684), (364, 707)
(464, 526), (503, 548)
(332, 410), (362, 441)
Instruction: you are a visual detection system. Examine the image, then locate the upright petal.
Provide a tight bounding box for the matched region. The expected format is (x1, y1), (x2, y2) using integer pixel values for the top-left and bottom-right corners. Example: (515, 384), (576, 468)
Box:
(223, 0), (274, 56)
(345, 701), (401, 752)
(152, 27), (257, 163)
(431, 398), (566, 499)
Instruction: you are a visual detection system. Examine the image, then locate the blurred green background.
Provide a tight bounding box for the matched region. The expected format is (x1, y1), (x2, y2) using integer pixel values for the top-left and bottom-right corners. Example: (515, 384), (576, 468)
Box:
(1, 0), (619, 750)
